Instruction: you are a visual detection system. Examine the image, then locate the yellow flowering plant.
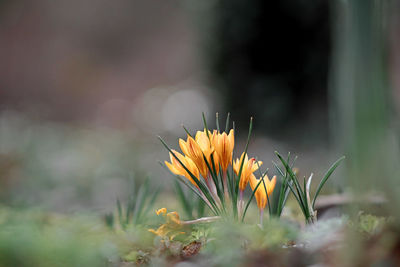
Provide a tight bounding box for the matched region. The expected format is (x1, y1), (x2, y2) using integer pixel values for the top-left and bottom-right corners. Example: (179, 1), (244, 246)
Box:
(159, 113), (276, 224)
(158, 113), (345, 226)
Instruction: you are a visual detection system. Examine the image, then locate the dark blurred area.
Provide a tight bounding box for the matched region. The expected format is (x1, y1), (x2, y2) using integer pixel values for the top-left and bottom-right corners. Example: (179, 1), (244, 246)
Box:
(200, 0), (331, 143)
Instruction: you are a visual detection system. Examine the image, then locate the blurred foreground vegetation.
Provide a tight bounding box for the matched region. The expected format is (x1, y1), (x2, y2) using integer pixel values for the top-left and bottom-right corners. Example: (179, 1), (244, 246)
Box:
(0, 205), (398, 266)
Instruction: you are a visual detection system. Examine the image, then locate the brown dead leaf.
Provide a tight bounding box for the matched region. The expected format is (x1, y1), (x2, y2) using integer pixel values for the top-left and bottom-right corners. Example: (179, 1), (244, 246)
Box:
(181, 241), (202, 258)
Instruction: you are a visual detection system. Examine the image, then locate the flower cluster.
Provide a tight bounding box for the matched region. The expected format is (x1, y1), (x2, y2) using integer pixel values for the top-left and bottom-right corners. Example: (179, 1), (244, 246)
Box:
(162, 119), (276, 223)
(157, 114), (345, 226)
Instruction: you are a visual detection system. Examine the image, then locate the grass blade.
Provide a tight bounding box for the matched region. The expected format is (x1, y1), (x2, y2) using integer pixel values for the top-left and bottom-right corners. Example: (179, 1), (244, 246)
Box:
(275, 151), (309, 218)
(175, 175), (218, 216)
(144, 188), (160, 216)
(272, 161), (289, 216)
(306, 173), (314, 214)
(208, 154), (224, 202)
(303, 176), (308, 215)
(182, 124), (193, 137)
(241, 177), (264, 222)
(286, 181), (307, 217)
(197, 198), (205, 217)
(279, 181), (292, 216)
(202, 112), (210, 139)
(312, 156), (345, 209)
(132, 180), (148, 224)
(235, 117), (253, 195)
(216, 112), (220, 132)
(175, 180), (194, 219)
(225, 112), (230, 133)
(272, 161), (285, 177)
(116, 198), (123, 228)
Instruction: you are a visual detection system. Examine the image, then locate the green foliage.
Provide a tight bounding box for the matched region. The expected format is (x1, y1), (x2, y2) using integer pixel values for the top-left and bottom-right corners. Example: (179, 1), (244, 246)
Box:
(114, 177), (159, 230)
(202, 219), (298, 266)
(275, 152), (345, 224)
(174, 181), (205, 219)
(351, 212), (387, 236)
(270, 153), (295, 218)
(0, 208), (116, 267)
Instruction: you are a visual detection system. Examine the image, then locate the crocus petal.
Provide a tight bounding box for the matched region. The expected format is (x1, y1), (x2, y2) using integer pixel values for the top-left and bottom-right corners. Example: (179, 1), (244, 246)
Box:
(249, 174), (276, 210)
(251, 161), (263, 172)
(156, 208), (167, 215)
(179, 138), (190, 156)
(165, 161), (181, 176)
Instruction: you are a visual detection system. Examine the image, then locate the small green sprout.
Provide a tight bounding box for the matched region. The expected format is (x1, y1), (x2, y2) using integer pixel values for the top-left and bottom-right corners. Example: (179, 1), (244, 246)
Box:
(275, 152), (345, 224)
(113, 177), (159, 230)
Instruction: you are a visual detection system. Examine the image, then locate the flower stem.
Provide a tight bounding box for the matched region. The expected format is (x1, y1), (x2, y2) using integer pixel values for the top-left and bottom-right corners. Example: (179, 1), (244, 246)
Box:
(207, 173), (222, 209)
(182, 216), (221, 225)
(222, 171), (230, 203)
(198, 189), (212, 210)
(238, 190), (244, 217)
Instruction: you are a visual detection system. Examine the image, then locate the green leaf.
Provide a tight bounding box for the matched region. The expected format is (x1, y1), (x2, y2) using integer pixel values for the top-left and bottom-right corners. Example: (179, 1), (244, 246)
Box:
(116, 198), (123, 228)
(279, 181), (292, 216)
(224, 112), (230, 133)
(286, 181), (307, 217)
(275, 152), (309, 218)
(241, 177), (264, 222)
(132, 180), (148, 224)
(272, 161), (289, 217)
(175, 175), (218, 216)
(144, 187), (160, 216)
(216, 112), (220, 132)
(303, 176), (308, 216)
(234, 117), (253, 197)
(182, 125), (193, 137)
(175, 180), (194, 219)
(312, 156), (345, 209)
(272, 160), (285, 177)
(197, 198), (206, 217)
(125, 196), (133, 225)
(202, 112), (210, 139)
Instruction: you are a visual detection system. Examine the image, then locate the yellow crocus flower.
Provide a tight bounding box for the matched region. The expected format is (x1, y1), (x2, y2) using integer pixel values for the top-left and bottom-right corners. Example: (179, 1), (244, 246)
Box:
(249, 173), (277, 210)
(165, 149), (200, 187)
(149, 208), (183, 240)
(212, 129), (234, 173)
(196, 129), (219, 174)
(179, 129), (217, 178)
(233, 153), (263, 191)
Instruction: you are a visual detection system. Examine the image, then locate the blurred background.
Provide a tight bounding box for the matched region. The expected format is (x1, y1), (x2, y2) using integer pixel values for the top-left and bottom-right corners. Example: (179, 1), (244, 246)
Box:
(0, 0), (398, 216)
